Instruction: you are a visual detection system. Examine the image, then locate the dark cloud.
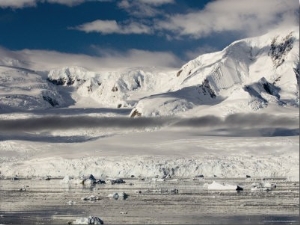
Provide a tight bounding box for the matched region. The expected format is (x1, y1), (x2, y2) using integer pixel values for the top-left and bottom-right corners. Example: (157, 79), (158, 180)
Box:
(0, 116), (171, 132)
(174, 113), (297, 128)
(0, 113), (298, 132)
(172, 115), (222, 127)
(224, 113), (297, 128)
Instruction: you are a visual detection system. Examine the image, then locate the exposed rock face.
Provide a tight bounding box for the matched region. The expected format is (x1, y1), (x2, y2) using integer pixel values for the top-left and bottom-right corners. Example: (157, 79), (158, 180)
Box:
(130, 109), (142, 118)
(199, 79), (216, 98)
(111, 86), (118, 92)
(42, 95), (59, 107)
(269, 32), (294, 68)
(47, 76), (75, 86)
(176, 69), (182, 77)
(47, 66), (88, 86)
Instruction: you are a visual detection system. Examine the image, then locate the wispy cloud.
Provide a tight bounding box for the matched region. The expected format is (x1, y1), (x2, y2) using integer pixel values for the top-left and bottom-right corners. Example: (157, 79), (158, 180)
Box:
(91, 48), (182, 68)
(139, 0), (175, 5)
(0, 46), (29, 67)
(154, 0), (298, 39)
(0, 0), (36, 8)
(184, 45), (218, 60)
(0, 0), (172, 10)
(13, 48), (182, 70)
(117, 0), (174, 17)
(0, 0), (109, 8)
(72, 20), (152, 34)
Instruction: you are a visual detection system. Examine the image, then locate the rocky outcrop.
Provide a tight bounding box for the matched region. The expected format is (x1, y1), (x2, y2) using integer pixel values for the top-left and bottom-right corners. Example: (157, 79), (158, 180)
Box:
(269, 32), (294, 68)
(130, 109), (142, 118)
(198, 79), (216, 98)
(42, 95), (59, 107)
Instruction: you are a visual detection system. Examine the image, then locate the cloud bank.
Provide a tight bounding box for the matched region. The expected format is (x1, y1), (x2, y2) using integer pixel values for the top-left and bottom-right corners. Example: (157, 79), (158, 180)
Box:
(10, 48), (182, 71)
(0, 114), (297, 132)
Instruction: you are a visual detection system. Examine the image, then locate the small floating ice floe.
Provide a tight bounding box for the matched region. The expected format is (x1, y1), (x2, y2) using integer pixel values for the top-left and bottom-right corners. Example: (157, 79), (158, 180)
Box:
(109, 178), (125, 185)
(60, 175), (71, 184)
(107, 192), (128, 200)
(72, 216), (103, 224)
(207, 181), (243, 191)
(162, 174), (172, 179)
(82, 179), (93, 186)
(11, 176), (19, 181)
(170, 188), (179, 194)
(60, 176), (78, 185)
(193, 175), (205, 180)
(19, 186), (26, 192)
(82, 174), (106, 185)
(107, 193), (119, 200)
(81, 195), (101, 202)
(67, 200), (76, 205)
(152, 178), (165, 182)
(251, 182), (276, 191)
(60, 175), (83, 185)
(168, 179), (178, 182)
(61, 175), (106, 185)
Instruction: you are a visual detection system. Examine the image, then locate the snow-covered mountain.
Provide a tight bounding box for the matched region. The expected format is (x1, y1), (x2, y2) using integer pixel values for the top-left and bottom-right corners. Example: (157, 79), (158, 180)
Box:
(132, 27), (299, 117)
(0, 27), (298, 116)
(46, 66), (177, 109)
(0, 66), (69, 112)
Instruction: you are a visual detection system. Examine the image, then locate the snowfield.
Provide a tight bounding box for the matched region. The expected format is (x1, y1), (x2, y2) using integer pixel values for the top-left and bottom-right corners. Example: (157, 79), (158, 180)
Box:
(0, 27), (299, 181)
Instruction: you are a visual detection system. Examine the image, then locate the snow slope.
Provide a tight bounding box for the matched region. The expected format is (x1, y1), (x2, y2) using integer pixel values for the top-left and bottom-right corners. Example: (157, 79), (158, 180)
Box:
(47, 66), (176, 109)
(0, 66), (69, 112)
(132, 27), (299, 117)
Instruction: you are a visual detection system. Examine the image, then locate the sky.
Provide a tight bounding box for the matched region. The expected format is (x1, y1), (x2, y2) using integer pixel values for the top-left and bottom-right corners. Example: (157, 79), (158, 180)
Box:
(0, 0), (298, 70)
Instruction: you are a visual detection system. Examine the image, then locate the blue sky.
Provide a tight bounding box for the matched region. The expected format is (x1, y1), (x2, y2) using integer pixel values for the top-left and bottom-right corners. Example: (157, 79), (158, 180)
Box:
(0, 0), (298, 70)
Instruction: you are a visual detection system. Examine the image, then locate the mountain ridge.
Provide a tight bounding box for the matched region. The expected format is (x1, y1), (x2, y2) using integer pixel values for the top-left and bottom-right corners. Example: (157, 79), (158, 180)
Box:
(0, 27), (298, 117)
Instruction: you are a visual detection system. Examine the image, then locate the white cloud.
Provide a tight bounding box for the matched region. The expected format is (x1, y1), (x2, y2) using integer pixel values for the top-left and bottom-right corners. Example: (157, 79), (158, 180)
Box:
(0, 0), (109, 8)
(155, 0), (299, 39)
(46, 0), (112, 7)
(45, 0), (87, 6)
(117, 0), (174, 17)
(0, 46), (30, 67)
(72, 0), (298, 39)
(93, 48), (182, 68)
(0, 0), (36, 8)
(139, 0), (174, 6)
(72, 20), (152, 34)
(9, 48), (182, 71)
